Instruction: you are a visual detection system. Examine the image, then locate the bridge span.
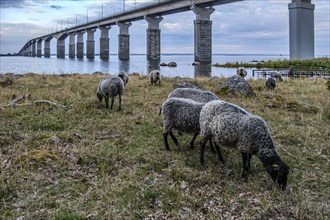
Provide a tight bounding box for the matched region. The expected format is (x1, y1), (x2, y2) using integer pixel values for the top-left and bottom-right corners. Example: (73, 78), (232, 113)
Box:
(18, 0), (315, 62)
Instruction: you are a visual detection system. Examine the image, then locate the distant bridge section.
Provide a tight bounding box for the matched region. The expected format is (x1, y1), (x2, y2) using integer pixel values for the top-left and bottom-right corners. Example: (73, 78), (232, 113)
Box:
(18, 0), (315, 65)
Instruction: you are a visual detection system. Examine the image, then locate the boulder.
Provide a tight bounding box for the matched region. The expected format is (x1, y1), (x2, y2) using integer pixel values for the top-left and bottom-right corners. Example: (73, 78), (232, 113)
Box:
(216, 75), (255, 97)
(160, 63), (167, 66)
(167, 62), (177, 67)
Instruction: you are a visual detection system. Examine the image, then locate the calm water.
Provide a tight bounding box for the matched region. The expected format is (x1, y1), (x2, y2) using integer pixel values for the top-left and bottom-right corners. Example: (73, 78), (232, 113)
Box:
(0, 54), (289, 79)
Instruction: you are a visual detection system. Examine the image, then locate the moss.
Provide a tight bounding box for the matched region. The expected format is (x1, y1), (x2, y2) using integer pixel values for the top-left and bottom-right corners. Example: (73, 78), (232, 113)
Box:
(15, 149), (60, 164)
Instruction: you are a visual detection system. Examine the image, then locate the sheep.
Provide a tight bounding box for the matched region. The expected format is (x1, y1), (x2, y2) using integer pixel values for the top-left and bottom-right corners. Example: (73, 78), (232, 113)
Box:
(237, 67), (247, 78)
(270, 71), (283, 81)
(166, 88), (220, 151)
(96, 76), (125, 111)
(149, 69), (161, 86)
(118, 71), (129, 85)
(167, 88), (219, 103)
(265, 77), (276, 91)
(199, 100), (289, 190)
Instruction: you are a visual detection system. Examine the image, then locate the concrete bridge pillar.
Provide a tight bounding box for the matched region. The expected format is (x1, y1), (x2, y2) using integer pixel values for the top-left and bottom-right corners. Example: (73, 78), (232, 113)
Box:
(76, 31), (85, 59)
(117, 22), (132, 60)
(37, 39), (42, 57)
(145, 16), (163, 61)
(27, 44), (32, 57)
(191, 5), (215, 64)
(289, 0), (315, 60)
(69, 33), (76, 58)
(57, 39), (65, 58)
(44, 38), (51, 58)
(99, 26), (111, 60)
(31, 41), (36, 57)
(86, 29), (96, 59)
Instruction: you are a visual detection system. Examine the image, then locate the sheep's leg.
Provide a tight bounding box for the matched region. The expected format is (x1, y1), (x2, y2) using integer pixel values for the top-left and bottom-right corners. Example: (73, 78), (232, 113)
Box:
(189, 132), (199, 149)
(213, 140), (225, 164)
(163, 132), (171, 151)
(169, 131), (179, 147)
(209, 138), (216, 153)
(110, 97), (114, 110)
(105, 98), (109, 109)
(118, 94), (122, 111)
(241, 152), (250, 180)
(200, 138), (207, 165)
(247, 153), (252, 174)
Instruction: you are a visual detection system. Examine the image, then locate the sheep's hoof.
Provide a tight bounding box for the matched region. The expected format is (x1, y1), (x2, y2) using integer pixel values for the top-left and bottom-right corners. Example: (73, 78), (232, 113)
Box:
(242, 171), (249, 181)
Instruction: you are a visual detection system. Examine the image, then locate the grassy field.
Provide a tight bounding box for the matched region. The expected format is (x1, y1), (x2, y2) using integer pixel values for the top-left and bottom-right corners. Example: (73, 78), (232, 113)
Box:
(0, 73), (329, 219)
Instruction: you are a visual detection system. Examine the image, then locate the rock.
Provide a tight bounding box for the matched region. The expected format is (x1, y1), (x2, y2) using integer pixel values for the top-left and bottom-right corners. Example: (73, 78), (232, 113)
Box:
(173, 81), (202, 90)
(167, 62), (177, 67)
(50, 135), (61, 143)
(284, 100), (319, 113)
(92, 71), (103, 75)
(192, 61), (200, 66)
(216, 75), (255, 97)
(160, 63), (167, 66)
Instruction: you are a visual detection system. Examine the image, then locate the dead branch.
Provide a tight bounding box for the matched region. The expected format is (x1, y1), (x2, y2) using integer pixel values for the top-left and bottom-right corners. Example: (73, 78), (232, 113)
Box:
(0, 99), (68, 109)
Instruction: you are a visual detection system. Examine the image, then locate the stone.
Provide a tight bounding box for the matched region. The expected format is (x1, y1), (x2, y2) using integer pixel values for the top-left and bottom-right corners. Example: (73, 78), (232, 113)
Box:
(173, 81), (202, 90)
(167, 62), (177, 67)
(216, 75), (255, 97)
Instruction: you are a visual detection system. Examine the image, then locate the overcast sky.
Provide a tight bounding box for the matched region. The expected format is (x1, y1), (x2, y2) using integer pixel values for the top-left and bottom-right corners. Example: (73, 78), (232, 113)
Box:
(0, 0), (329, 56)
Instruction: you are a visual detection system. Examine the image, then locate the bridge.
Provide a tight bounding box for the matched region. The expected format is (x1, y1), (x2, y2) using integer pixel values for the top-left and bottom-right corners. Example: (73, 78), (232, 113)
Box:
(18, 0), (315, 62)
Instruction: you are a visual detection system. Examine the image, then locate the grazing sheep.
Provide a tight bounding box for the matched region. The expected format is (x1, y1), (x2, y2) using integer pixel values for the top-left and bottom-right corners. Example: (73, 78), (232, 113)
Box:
(200, 100), (289, 190)
(237, 67), (247, 78)
(270, 71), (283, 81)
(149, 69), (161, 86)
(96, 76), (125, 111)
(265, 77), (276, 91)
(118, 71), (129, 85)
(167, 88), (219, 103)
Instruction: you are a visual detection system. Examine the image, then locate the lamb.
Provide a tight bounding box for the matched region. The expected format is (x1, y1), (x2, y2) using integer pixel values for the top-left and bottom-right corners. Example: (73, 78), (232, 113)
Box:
(167, 88), (219, 103)
(237, 67), (247, 78)
(118, 71), (129, 85)
(149, 69), (161, 86)
(96, 76), (125, 111)
(199, 100), (289, 190)
(265, 77), (276, 91)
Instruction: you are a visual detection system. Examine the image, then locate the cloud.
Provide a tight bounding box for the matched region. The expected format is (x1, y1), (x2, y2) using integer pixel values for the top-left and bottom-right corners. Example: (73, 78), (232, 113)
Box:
(50, 5), (62, 10)
(0, 0), (26, 8)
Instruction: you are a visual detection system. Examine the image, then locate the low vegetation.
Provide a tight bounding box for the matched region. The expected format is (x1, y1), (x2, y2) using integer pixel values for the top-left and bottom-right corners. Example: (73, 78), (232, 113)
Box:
(0, 73), (329, 219)
(213, 57), (330, 71)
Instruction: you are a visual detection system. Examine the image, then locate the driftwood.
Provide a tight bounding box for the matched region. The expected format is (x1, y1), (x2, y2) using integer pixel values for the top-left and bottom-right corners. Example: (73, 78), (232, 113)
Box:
(0, 94), (68, 109)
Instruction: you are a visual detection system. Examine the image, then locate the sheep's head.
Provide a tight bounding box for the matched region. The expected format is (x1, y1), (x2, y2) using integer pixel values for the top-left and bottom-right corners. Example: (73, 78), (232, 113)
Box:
(97, 92), (103, 102)
(266, 161), (289, 190)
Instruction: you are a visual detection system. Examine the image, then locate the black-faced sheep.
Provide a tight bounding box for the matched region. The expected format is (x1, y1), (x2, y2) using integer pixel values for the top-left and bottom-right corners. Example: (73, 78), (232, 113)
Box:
(270, 71), (283, 81)
(118, 71), (129, 85)
(265, 77), (276, 91)
(199, 100), (289, 190)
(97, 76), (125, 111)
(237, 67), (247, 78)
(149, 70), (161, 86)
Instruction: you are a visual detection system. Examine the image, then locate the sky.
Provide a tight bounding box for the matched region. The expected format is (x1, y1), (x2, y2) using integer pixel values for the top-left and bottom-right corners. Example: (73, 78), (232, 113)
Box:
(0, 0), (329, 56)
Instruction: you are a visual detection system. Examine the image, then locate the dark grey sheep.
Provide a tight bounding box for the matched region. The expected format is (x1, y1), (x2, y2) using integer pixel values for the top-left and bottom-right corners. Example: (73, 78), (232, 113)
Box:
(97, 76), (125, 111)
(167, 88), (219, 103)
(265, 77), (276, 90)
(149, 70), (161, 86)
(200, 100), (289, 190)
(118, 71), (129, 85)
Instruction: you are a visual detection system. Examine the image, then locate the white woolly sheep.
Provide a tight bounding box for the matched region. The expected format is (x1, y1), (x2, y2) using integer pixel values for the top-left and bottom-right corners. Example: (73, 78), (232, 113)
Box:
(118, 71), (129, 85)
(199, 100), (289, 190)
(96, 76), (125, 111)
(265, 77), (276, 91)
(149, 70), (161, 86)
(237, 67), (247, 78)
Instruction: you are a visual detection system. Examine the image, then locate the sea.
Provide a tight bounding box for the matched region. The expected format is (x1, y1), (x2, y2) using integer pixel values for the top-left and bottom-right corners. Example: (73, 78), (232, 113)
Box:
(0, 54), (290, 79)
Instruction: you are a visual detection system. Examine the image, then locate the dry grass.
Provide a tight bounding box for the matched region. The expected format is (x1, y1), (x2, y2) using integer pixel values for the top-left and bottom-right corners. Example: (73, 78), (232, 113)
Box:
(0, 74), (329, 219)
